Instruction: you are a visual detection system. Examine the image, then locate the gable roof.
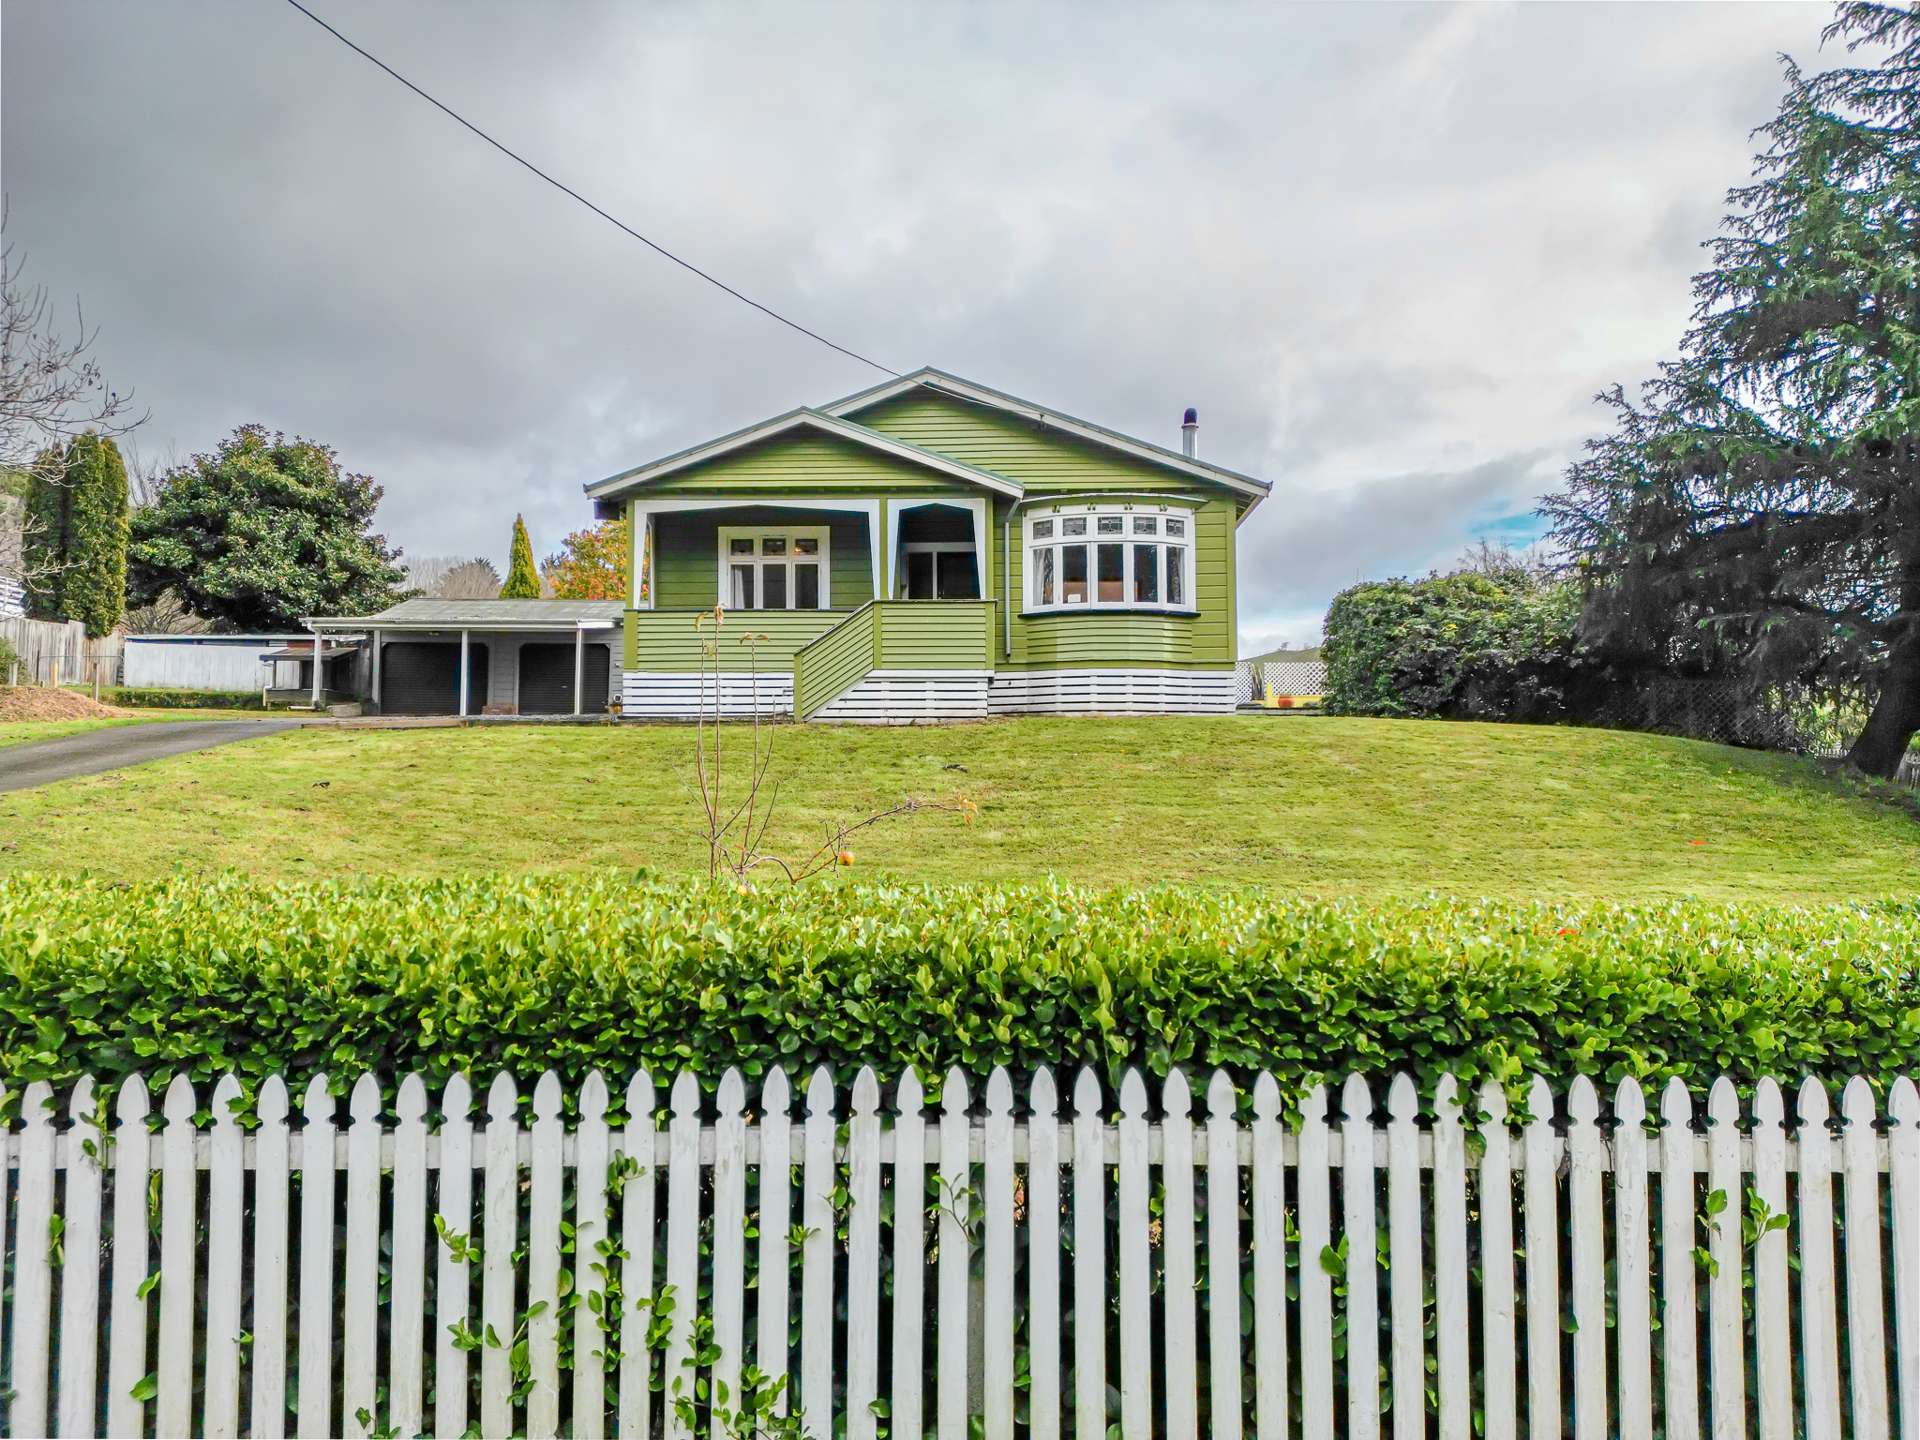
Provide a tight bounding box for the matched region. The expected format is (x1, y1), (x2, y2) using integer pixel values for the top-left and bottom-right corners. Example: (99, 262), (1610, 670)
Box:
(584, 406), (1024, 502)
(823, 367), (1272, 507)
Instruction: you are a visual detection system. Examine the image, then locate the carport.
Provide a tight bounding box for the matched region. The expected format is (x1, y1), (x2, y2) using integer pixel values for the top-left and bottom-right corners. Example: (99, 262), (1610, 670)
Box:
(301, 599), (624, 717)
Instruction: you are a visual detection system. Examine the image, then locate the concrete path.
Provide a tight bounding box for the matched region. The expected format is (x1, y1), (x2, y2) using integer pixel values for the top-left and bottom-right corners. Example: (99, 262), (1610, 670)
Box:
(0, 719), (302, 793)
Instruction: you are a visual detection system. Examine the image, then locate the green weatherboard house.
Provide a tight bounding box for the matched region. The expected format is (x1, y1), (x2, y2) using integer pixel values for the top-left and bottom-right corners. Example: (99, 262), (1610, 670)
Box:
(587, 368), (1271, 721)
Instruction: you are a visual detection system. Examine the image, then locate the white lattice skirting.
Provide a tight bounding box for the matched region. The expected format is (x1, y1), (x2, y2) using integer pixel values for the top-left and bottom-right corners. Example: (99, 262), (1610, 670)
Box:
(810, 670), (991, 724)
(621, 672), (793, 719)
(989, 668), (1237, 715)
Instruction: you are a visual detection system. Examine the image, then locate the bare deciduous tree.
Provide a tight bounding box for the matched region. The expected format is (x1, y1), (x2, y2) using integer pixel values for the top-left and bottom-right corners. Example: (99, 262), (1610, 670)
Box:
(0, 228), (141, 599)
(406, 555), (502, 600)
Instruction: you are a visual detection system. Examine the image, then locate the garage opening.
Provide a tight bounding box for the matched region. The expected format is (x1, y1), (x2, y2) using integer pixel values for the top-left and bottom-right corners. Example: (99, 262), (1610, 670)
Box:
(519, 642), (611, 715)
(381, 642), (489, 715)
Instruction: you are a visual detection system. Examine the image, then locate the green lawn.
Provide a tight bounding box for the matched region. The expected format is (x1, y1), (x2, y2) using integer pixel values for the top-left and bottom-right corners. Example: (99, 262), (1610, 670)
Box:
(3, 716), (1917, 898)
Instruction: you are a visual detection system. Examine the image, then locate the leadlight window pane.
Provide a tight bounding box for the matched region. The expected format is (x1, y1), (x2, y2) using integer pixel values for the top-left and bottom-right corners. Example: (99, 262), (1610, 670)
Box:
(793, 536), (820, 555)
(1165, 516), (1187, 538)
(1167, 546), (1185, 605)
(1037, 547), (1055, 605)
(1133, 516), (1158, 535)
(795, 562), (820, 609)
(1133, 544), (1160, 603)
(1096, 543), (1124, 601)
(1097, 515), (1124, 535)
(730, 537), (755, 556)
(763, 565), (788, 609)
(730, 564), (755, 609)
(1032, 519), (1054, 539)
(762, 536), (788, 556)
(1062, 516), (1088, 537)
(1062, 545), (1089, 603)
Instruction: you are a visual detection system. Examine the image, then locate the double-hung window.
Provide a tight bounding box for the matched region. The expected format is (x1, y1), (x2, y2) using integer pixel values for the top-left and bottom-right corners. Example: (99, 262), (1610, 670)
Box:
(718, 526), (830, 610)
(1026, 506), (1192, 612)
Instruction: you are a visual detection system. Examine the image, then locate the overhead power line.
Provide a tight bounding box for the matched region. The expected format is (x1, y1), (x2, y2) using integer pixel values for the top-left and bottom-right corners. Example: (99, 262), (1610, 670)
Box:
(280, 0), (900, 377)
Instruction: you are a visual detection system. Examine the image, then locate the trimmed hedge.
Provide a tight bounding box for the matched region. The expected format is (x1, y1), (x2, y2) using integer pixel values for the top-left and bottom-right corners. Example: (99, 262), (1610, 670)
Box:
(101, 686), (268, 711)
(2, 876), (1916, 1108)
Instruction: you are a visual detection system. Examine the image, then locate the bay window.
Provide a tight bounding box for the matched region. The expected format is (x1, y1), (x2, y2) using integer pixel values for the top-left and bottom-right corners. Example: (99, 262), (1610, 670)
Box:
(1025, 506), (1193, 612)
(718, 526), (830, 610)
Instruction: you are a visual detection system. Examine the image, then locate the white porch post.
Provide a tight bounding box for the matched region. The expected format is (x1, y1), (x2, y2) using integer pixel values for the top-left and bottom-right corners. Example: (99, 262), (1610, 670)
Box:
(371, 632), (382, 707)
(310, 628), (323, 708)
(459, 630), (470, 718)
(573, 625), (584, 716)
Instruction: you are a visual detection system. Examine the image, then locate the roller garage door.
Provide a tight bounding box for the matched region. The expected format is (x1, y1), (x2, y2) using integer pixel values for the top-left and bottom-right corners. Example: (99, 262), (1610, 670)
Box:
(519, 642), (610, 714)
(380, 642), (489, 715)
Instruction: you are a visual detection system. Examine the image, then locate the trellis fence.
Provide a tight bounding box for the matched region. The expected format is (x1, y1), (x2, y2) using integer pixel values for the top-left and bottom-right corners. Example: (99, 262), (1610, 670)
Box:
(1, 1067), (1915, 1439)
(1234, 660), (1325, 706)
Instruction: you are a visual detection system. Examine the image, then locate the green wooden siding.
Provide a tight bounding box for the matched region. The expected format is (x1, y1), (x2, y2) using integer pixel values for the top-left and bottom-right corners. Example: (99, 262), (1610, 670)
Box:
(792, 604), (876, 718)
(636, 432), (959, 497)
(650, 506), (873, 609)
(626, 609), (841, 673)
(851, 391), (1206, 494)
(875, 600), (993, 669)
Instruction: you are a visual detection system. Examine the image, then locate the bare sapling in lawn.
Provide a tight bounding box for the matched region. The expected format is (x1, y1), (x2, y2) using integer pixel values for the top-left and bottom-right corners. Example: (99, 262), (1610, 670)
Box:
(690, 605), (975, 884)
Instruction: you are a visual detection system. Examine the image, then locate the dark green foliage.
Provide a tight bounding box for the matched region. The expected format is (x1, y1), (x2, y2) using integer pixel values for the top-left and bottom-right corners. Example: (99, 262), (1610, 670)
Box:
(21, 435), (128, 635)
(128, 425), (406, 631)
(1545, 5), (1920, 777)
(1, 876), (1913, 1101)
(501, 513), (540, 599)
(102, 686), (266, 710)
(1323, 567), (1582, 719)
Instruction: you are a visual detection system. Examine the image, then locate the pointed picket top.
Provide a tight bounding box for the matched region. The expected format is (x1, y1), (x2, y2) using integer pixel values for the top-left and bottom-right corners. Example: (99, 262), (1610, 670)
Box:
(893, 1067), (920, 1117)
(1341, 1072), (1372, 1124)
(1477, 1078), (1507, 1127)
(1073, 1067), (1102, 1117)
(1567, 1075), (1599, 1127)
(1251, 1072), (1280, 1122)
(1526, 1073), (1555, 1128)
(1614, 1076), (1646, 1129)
(389, 1073), (425, 1127)
(1118, 1068), (1149, 1122)
(1299, 1080), (1329, 1129)
(718, 1068), (747, 1117)
(944, 1066), (971, 1116)
(1031, 1066), (1058, 1120)
(487, 1072), (519, 1122)
(625, 1070), (654, 1128)
(1843, 1074), (1878, 1128)
(350, 1073), (381, 1125)
(1891, 1074), (1918, 1127)
(258, 1075), (289, 1125)
(116, 1072), (150, 1125)
(1163, 1067), (1191, 1119)
(1660, 1075), (1693, 1128)
(1211, 1069), (1239, 1121)
(19, 1078), (53, 1130)
(303, 1074), (334, 1125)
(67, 1073), (97, 1127)
(807, 1065), (837, 1116)
(986, 1067), (1013, 1117)
(1792, 1075), (1829, 1131)
(1431, 1072), (1457, 1114)
(162, 1073), (194, 1125)
(853, 1067), (881, 1117)
(533, 1072), (562, 1123)
(211, 1074), (244, 1129)
(1707, 1075), (1740, 1129)
(1752, 1077), (1784, 1130)
(669, 1070), (699, 1120)
(1388, 1072), (1418, 1122)
(580, 1071), (609, 1123)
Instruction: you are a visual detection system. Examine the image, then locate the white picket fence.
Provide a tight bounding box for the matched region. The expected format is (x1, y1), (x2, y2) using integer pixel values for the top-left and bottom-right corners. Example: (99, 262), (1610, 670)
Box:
(1, 1067), (1916, 1439)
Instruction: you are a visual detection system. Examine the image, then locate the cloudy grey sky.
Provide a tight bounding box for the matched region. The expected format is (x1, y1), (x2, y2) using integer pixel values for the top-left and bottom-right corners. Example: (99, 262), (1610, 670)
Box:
(3, 1), (1828, 649)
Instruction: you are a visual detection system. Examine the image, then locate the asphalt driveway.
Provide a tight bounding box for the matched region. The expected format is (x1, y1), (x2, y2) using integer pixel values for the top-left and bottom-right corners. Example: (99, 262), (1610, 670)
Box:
(0, 719), (302, 792)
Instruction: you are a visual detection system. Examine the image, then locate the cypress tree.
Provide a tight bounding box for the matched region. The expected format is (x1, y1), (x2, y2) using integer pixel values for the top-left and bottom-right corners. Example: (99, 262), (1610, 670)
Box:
(21, 446), (67, 621)
(60, 434), (129, 638)
(501, 514), (541, 599)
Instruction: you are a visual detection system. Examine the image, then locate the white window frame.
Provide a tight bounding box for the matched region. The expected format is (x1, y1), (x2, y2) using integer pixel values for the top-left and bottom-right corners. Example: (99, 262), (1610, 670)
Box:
(1023, 504), (1197, 615)
(897, 541), (980, 600)
(716, 525), (832, 610)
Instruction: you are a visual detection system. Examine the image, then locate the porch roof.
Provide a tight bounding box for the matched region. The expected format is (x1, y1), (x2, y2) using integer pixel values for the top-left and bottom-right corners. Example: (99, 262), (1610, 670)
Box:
(301, 599), (623, 632)
(583, 407), (1025, 503)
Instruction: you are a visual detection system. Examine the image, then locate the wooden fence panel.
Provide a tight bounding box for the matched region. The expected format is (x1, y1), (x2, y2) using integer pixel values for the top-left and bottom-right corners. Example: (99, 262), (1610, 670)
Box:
(0, 1065), (1909, 1439)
